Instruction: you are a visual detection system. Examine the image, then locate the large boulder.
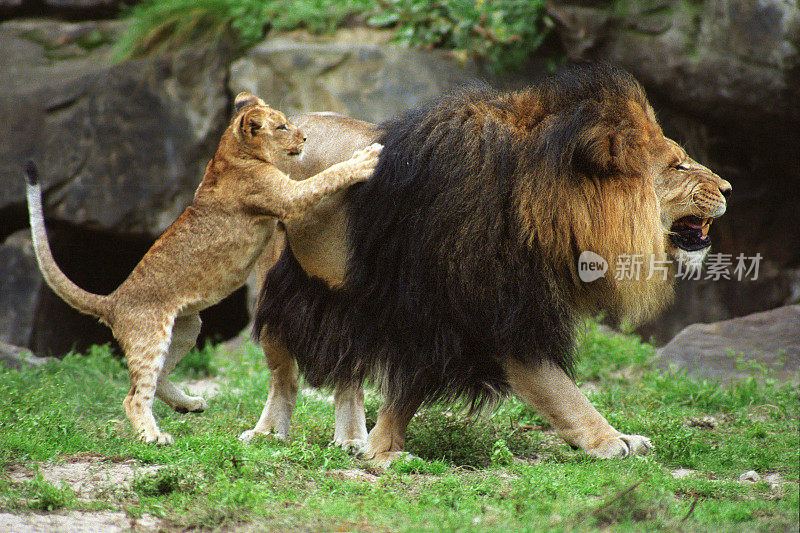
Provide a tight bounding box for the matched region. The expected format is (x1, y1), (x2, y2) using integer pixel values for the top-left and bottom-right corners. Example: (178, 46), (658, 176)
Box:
(548, 0), (799, 124)
(0, 19), (244, 356)
(655, 305), (800, 384)
(229, 28), (480, 124)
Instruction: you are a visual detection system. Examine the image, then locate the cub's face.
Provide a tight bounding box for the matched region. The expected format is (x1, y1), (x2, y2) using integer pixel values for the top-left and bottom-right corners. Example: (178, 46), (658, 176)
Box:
(231, 92), (305, 164)
(654, 138), (732, 270)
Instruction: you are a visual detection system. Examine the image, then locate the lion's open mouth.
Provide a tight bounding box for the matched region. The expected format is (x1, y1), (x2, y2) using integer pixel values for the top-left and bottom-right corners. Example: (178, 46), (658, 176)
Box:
(287, 148), (302, 156)
(669, 215), (714, 252)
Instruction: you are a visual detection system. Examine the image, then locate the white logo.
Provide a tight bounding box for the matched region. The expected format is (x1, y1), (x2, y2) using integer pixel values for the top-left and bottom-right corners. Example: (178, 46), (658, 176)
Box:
(578, 251), (608, 282)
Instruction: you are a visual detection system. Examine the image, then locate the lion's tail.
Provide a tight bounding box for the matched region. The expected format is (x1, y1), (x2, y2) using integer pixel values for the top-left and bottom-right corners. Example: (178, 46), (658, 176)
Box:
(25, 161), (110, 320)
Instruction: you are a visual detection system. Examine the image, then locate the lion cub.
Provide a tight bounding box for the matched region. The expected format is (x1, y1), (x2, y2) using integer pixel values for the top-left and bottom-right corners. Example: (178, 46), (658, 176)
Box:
(25, 93), (381, 445)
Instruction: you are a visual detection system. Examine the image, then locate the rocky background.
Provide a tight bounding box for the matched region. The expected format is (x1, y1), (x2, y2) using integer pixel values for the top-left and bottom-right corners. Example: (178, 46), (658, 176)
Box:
(0, 0), (797, 380)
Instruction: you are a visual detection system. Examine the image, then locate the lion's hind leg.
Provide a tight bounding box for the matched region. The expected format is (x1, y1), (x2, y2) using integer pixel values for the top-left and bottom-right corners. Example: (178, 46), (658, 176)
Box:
(240, 335), (299, 442)
(505, 359), (652, 458)
(332, 384), (368, 453)
(358, 400), (421, 468)
(156, 314), (208, 414)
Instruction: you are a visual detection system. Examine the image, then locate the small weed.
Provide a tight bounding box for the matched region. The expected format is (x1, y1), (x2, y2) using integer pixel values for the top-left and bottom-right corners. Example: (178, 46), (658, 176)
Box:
(26, 474), (75, 512)
(490, 438), (514, 467)
(391, 456), (448, 475)
(131, 467), (190, 497)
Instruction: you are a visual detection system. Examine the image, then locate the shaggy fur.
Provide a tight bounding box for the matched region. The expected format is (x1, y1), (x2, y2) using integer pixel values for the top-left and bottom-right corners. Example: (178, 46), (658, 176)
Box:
(253, 64), (708, 417)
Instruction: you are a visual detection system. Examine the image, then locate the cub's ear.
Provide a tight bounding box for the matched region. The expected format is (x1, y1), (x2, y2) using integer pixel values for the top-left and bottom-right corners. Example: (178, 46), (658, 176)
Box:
(238, 107), (268, 138)
(234, 92), (266, 112)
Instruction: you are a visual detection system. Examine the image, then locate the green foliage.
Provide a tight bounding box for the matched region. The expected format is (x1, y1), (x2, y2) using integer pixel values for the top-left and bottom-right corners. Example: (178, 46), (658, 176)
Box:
(131, 467), (188, 497)
(405, 406), (539, 468)
(113, 0), (372, 59)
(490, 438), (513, 467)
(113, 0), (552, 72)
(372, 0), (550, 72)
(25, 473), (75, 511)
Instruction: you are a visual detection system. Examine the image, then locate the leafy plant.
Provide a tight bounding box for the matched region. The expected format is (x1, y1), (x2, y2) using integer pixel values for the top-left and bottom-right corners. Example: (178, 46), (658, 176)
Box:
(113, 0), (372, 59)
(371, 0), (550, 72)
(113, 0), (552, 72)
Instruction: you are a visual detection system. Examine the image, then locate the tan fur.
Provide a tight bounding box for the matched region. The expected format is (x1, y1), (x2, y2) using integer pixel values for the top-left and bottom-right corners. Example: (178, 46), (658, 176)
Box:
(241, 113), (379, 447)
(505, 360), (652, 459)
(26, 94), (380, 445)
(515, 98), (731, 327)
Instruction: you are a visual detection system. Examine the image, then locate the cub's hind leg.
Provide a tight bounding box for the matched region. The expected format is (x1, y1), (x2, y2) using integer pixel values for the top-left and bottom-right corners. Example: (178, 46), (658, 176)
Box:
(118, 315), (175, 444)
(240, 334), (298, 442)
(156, 314), (208, 414)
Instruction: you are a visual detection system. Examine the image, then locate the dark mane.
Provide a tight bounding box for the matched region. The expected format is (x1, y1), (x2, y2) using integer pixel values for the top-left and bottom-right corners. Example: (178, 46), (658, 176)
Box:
(254, 64), (656, 413)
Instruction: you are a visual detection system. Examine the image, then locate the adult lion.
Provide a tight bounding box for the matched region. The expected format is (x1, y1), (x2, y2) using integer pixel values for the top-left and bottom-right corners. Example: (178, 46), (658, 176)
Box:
(250, 64), (731, 465)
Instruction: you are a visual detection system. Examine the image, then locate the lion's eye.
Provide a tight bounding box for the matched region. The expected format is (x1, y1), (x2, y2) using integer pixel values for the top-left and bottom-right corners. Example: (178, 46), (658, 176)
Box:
(673, 163), (690, 171)
(276, 124), (287, 131)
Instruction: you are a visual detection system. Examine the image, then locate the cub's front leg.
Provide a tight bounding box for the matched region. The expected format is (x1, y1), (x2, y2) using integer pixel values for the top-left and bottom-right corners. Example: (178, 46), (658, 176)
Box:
(246, 144), (383, 219)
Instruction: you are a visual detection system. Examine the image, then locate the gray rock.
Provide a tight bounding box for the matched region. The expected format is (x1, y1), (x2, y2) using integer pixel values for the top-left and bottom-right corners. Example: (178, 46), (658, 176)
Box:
(0, 231), (39, 347)
(548, 0), (800, 124)
(738, 470), (762, 483)
(671, 468), (698, 479)
(0, 19), (243, 356)
(763, 472), (784, 489)
(230, 28), (479, 124)
(656, 305), (800, 383)
(0, 19), (229, 236)
(0, 340), (57, 370)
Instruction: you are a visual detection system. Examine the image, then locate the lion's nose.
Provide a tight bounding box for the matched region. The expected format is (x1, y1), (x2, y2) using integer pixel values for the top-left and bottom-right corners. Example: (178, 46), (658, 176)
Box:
(720, 186), (732, 198)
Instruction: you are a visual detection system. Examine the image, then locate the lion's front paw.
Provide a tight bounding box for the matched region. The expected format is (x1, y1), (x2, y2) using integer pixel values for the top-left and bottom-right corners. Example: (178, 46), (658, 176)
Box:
(239, 428), (287, 444)
(588, 434), (653, 459)
(141, 431), (174, 446)
(332, 438), (367, 455)
(356, 449), (417, 469)
(175, 396), (208, 414)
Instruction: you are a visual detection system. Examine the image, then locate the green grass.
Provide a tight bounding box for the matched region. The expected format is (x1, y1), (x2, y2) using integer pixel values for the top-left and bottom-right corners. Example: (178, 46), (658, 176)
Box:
(113, 0), (552, 73)
(0, 324), (797, 531)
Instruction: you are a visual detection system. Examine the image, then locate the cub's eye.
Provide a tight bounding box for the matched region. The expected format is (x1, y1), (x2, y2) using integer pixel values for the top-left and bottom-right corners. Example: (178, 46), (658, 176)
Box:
(673, 163), (690, 171)
(276, 124), (288, 131)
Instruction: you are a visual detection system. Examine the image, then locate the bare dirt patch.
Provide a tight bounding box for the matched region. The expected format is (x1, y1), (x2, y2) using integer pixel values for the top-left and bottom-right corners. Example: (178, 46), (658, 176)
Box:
(0, 510), (160, 533)
(9, 455), (163, 501)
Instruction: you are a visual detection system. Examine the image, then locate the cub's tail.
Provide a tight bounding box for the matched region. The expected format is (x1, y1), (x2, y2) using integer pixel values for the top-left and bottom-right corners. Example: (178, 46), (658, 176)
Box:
(25, 161), (109, 320)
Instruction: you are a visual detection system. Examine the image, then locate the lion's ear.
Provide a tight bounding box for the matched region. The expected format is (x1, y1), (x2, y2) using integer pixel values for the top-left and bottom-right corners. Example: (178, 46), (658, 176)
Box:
(238, 108), (267, 138)
(234, 92), (267, 112)
(544, 101), (620, 178)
